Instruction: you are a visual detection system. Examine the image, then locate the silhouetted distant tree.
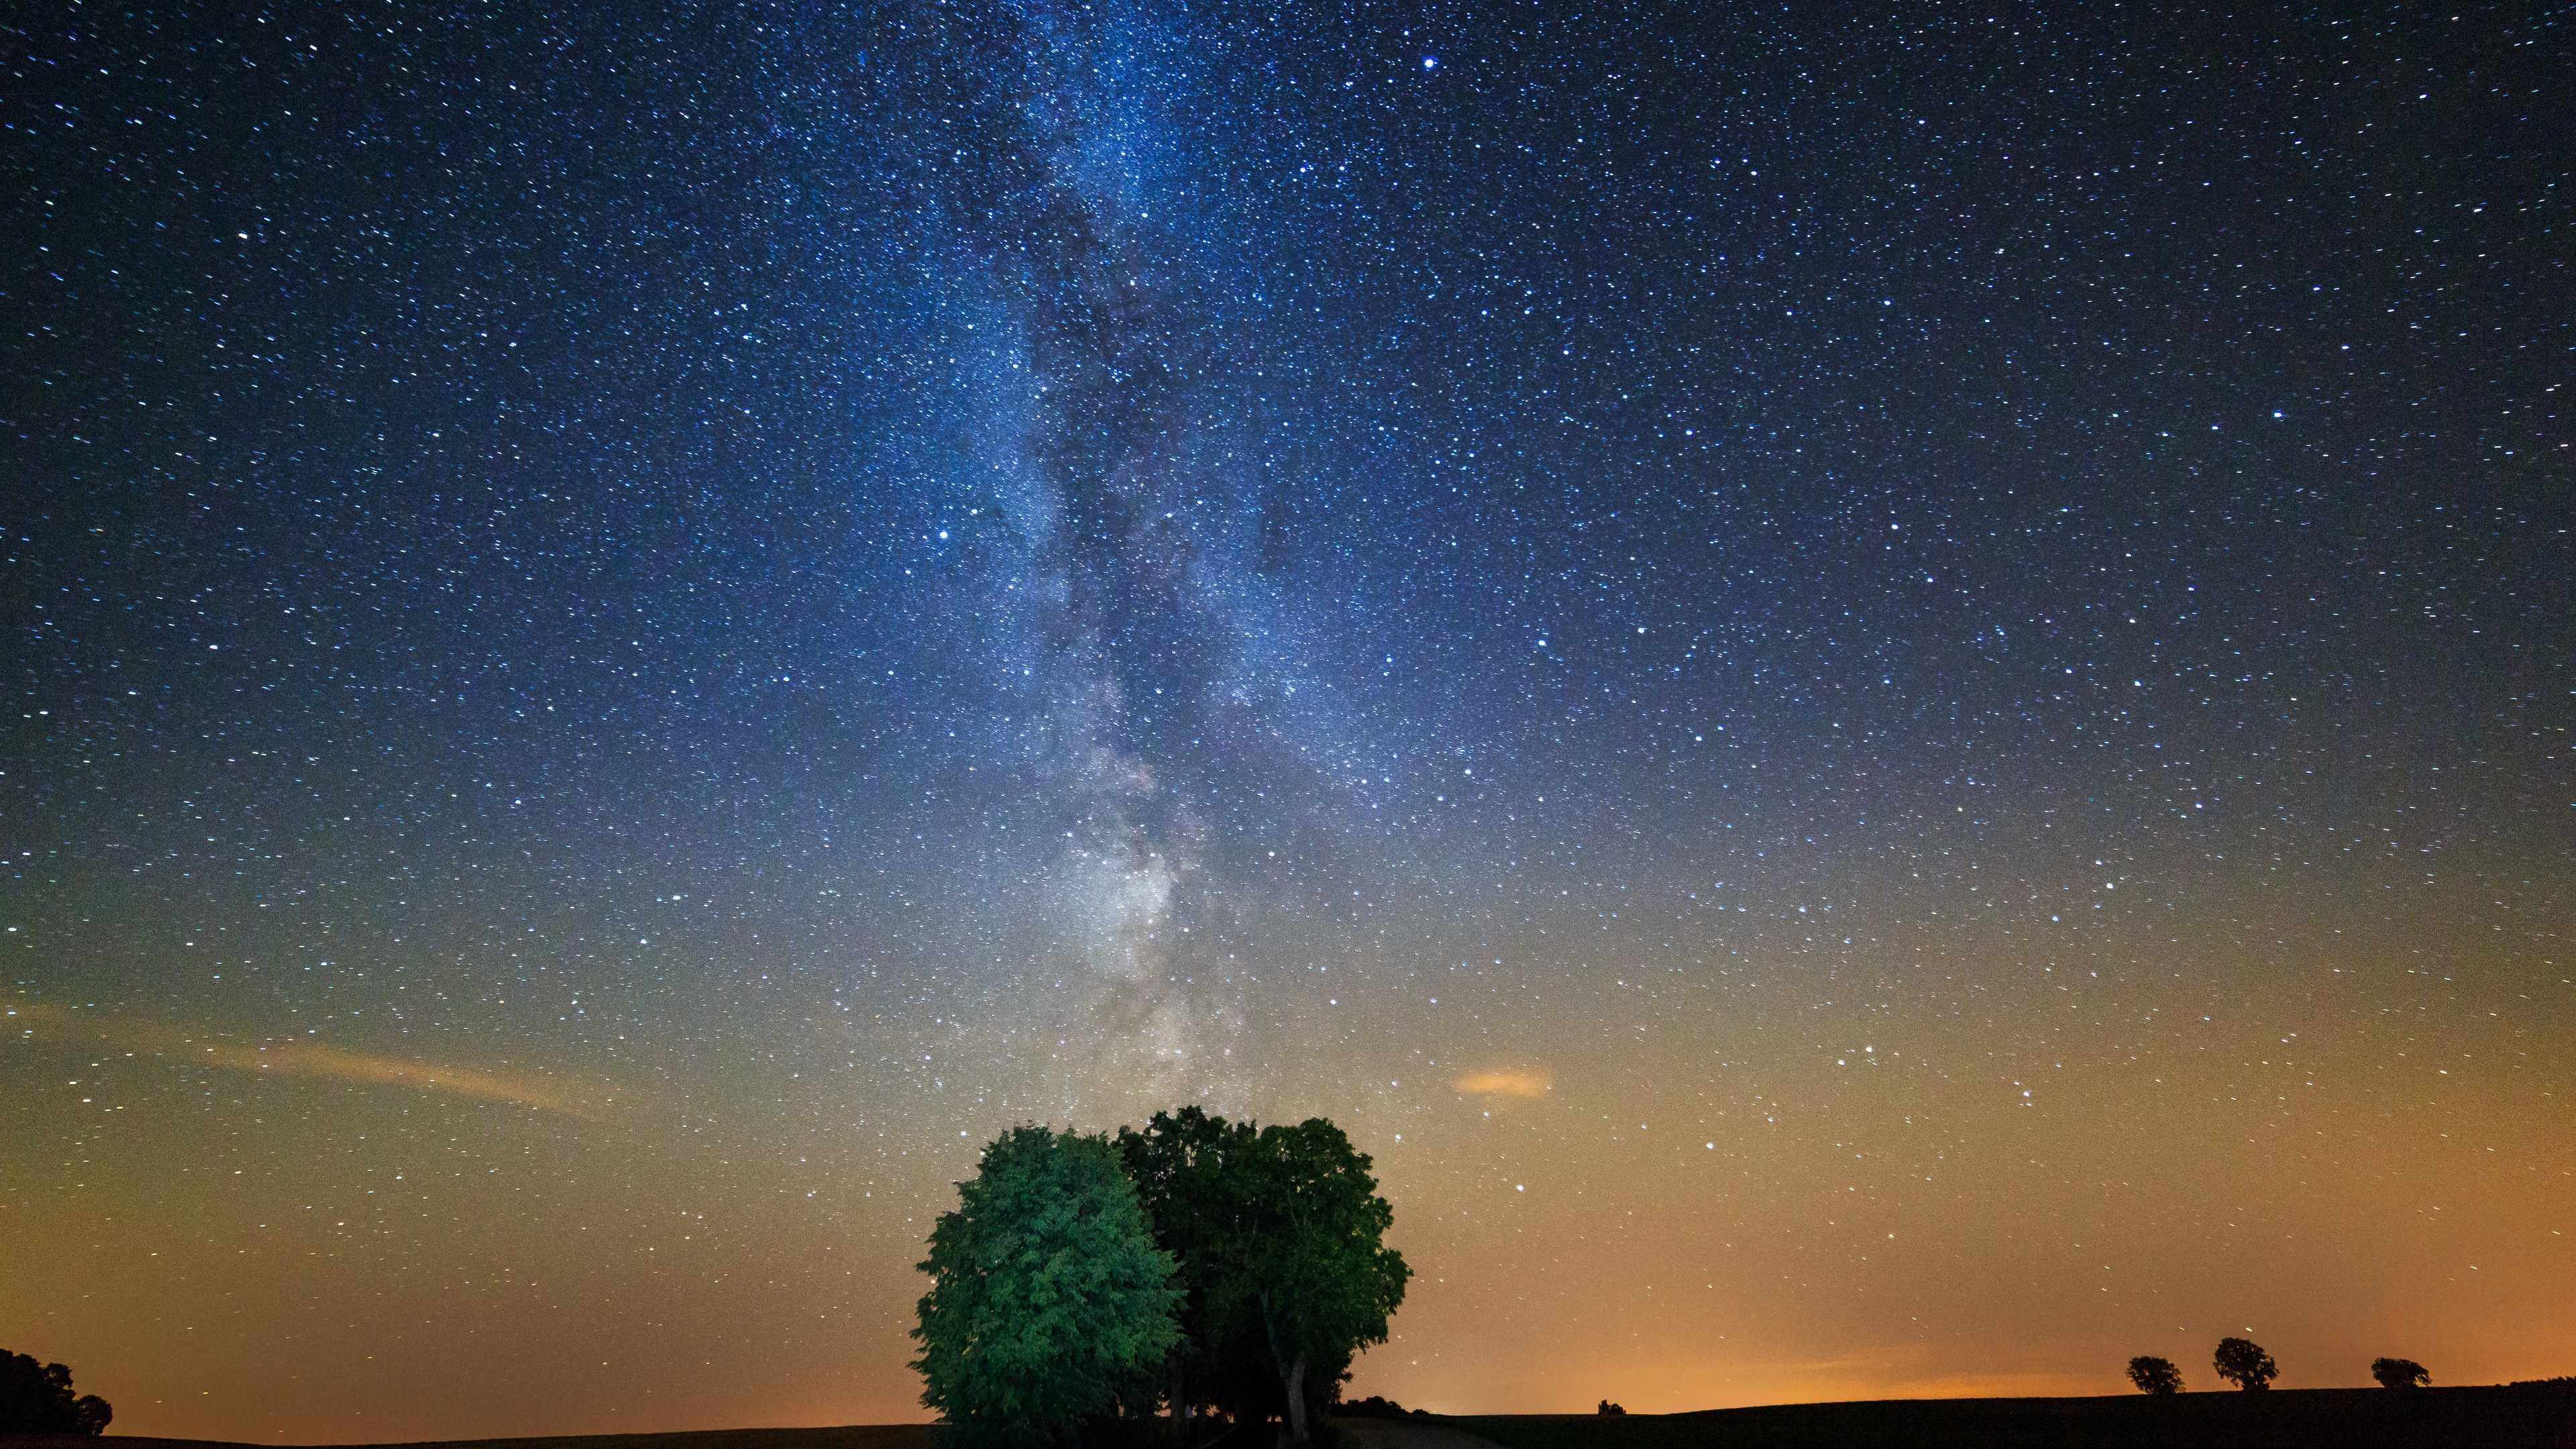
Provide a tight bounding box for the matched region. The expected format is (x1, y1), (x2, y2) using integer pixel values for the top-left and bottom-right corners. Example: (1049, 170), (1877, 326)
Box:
(2127, 1356), (2184, 1394)
(2213, 1337), (2278, 1392)
(1596, 1400), (1625, 1416)
(2372, 1357), (2430, 1389)
(912, 1126), (1183, 1447)
(0, 1351), (113, 1435)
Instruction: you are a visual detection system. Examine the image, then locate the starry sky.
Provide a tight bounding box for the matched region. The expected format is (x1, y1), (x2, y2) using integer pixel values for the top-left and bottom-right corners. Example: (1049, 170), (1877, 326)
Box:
(4, 1), (2571, 1440)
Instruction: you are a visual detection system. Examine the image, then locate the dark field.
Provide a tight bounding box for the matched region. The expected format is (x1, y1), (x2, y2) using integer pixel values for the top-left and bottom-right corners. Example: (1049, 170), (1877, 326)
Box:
(0, 1433), (937, 1449)
(16, 1387), (2576, 1449)
(1456, 1383), (2576, 1449)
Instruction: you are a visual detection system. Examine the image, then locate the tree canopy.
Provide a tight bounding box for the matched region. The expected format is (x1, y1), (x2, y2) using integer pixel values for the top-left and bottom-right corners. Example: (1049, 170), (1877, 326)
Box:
(1119, 1110), (1410, 1447)
(0, 1351), (112, 1435)
(2212, 1337), (2279, 1391)
(1116, 1108), (1269, 1428)
(912, 1126), (1184, 1447)
(2125, 1356), (2183, 1395)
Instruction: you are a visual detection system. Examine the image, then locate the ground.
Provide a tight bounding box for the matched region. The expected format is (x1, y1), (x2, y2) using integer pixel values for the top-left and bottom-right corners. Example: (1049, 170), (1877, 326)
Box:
(21, 1386), (2576, 1449)
(1454, 1383), (2576, 1448)
(1328, 1419), (1507, 1449)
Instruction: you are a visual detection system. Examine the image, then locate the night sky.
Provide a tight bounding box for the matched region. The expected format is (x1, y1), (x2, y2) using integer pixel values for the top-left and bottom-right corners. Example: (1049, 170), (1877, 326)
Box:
(5, 1), (2571, 1440)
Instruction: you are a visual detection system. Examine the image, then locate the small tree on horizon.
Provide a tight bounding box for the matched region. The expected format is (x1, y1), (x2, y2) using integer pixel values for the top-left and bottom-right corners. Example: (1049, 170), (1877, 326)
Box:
(2127, 1356), (2184, 1395)
(2213, 1337), (2278, 1392)
(912, 1125), (1184, 1446)
(2371, 1357), (2430, 1389)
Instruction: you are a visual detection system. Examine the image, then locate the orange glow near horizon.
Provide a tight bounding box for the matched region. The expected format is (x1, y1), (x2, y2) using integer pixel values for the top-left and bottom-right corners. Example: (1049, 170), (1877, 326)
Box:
(10, 863), (2569, 1443)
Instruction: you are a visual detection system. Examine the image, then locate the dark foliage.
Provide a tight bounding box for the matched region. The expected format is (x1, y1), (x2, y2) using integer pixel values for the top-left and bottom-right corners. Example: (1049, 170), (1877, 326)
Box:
(1597, 1401), (1627, 1416)
(2371, 1357), (2430, 1389)
(1118, 1110), (1409, 1448)
(2126, 1356), (2184, 1395)
(0, 1352), (111, 1435)
(1338, 1396), (1419, 1421)
(2214, 1336), (2279, 1392)
(1116, 1108), (1269, 1432)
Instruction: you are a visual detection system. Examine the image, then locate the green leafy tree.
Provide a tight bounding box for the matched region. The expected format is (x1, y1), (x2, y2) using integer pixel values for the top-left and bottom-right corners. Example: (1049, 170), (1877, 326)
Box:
(2371, 1356), (2429, 1389)
(2212, 1336), (2278, 1391)
(1217, 1119), (1411, 1447)
(914, 1126), (1185, 1447)
(2127, 1356), (2184, 1395)
(1120, 1112), (1410, 1448)
(0, 1351), (112, 1435)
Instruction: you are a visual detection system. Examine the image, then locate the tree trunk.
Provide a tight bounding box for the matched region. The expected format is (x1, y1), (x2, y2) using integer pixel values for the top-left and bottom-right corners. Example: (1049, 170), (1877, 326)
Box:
(1169, 1360), (1189, 1445)
(1259, 1293), (1311, 1448)
(1283, 1355), (1308, 1447)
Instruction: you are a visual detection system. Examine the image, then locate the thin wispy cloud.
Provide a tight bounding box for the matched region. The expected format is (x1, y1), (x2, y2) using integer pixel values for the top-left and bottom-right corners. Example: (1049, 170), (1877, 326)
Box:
(1455, 1069), (1551, 1099)
(7, 1000), (606, 1118)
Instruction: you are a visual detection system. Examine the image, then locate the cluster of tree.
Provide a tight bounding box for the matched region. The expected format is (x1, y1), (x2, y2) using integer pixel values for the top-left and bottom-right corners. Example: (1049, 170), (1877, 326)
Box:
(1595, 1400), (1627, 1416)
(0, 1351), (112, 1435)
(912, 1110), (1409, 1448)
(2127, 1341), (2432, 1393)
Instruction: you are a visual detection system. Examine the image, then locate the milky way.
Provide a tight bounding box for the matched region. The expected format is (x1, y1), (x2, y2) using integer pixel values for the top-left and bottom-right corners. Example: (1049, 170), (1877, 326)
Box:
(5, 1), (2569, 1438)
